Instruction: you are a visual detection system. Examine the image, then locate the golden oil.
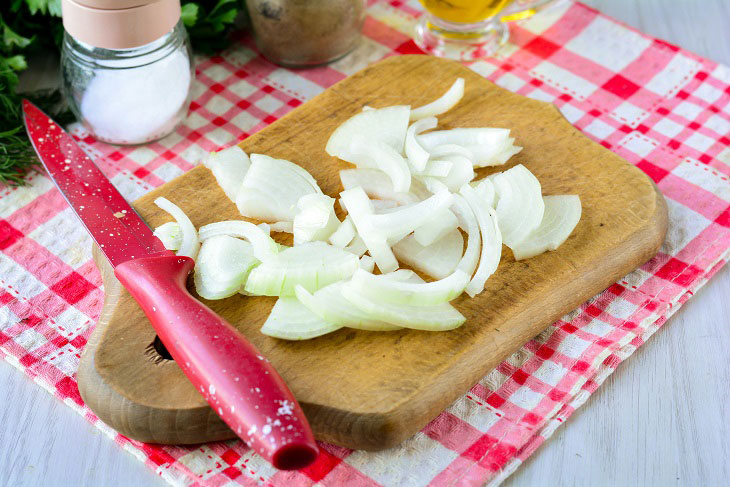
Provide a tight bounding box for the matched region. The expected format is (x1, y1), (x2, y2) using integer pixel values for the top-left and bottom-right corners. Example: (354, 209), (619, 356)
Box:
(419, 0), (515, 24)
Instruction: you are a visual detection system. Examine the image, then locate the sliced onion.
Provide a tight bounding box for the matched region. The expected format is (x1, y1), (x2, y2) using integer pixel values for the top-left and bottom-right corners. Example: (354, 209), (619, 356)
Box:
(244, 241), (359, 296)
(348, 268), (469, 306)
(293, 194), (339, 245)
(418, 127), (509, 151)
(261, 297), (342, 340)
(358, 255), (375, 272)
(433, 154), (474, 191)
(236, 154), (322, 222)
(371, 199), (400, 212)
(326, 105), (410, 160)
(268, 221), (293, 233)
(345, 137), (411, 193)
(428, 144), (474, 160)
(339, 168), (429, 204)
(202, 145), (250, 202)
(199, 220), (278, 262)
(339, 187), (397, 272)
(328, 216), (356, 248)
(369, 190), (454, 243)
(471, 177), (496, 208)
(295, 283), (401, 331)
(154, 197), (200, 260)
(418, 128), (518, 167)
(460, 184), (502, 297)
(511, 195), (581, 260)
(492, 164), (544, 248)
(482, 141), (522, 168)
(194, 235), (259, 300)
(419, 176), (450, 195)
(419, 160), (453, 177)
(413, 208), (459, 246)
(450, 194), (481, 278)
(393, 229), (463, 280)
(343, 234), (368, 257)
(153, 221), (182, 251)
(340, 281), (465, 331)
(405, 117), (437, 172)
(410, 78), (465, 121)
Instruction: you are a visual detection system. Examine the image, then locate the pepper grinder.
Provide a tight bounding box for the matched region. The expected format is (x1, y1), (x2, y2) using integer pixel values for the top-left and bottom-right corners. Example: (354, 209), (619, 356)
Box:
(245, 0), (367, 67)
(60, 0), (194, 145)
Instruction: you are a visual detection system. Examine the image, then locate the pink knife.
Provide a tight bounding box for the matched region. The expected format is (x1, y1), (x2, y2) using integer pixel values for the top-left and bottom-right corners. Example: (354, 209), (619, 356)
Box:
(23, 100), (319, 470)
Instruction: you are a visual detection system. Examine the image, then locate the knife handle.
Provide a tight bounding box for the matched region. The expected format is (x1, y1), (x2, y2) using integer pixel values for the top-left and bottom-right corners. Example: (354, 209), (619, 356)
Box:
(114, 254), (318, 470)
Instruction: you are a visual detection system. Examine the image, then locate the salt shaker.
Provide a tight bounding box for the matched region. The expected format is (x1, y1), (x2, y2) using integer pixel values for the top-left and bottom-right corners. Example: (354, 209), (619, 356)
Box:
(60, 0), (194, 145)
(245, 0), (366, 67)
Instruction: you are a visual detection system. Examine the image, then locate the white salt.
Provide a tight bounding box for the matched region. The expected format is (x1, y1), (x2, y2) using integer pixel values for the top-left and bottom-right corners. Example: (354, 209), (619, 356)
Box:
(80, 48), (191, 144)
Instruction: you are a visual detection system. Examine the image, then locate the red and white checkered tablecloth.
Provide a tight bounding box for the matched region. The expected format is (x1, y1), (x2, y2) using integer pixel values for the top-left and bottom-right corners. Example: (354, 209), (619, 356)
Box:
(2, 1), (729, 485)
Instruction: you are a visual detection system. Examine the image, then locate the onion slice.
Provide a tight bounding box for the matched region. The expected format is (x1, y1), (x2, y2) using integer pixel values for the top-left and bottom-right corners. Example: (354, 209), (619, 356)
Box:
(410, 78), (465, 121)
(295, 283), (401, 331)
(343, 184), (454, 271)
(369, 190), (454, 243)
(293, 194), (339, 245)
(343, 234), (368, 257)
(450, 194), (481, 278)
(202, 145), (250, 202)
(393, 229), (463, 280)
(346, 137), (411, 193)
(428, 144), (474, 160)
(405, 117), (437, 172)
(417, 128), (520, 167)
(340, 168), (429, 204)
(419, 160), (453, 177)
(154, 197), (200, 260)
(359, 255), (375, 273)
(153, 221), (182, 251)
(194, 235), (259, 300)
(268, 221), (293, 233)
(471, 177), (497, 208)
(244, 241), (359, 296)
(413, 208), (459, 246)
(340, 281), (465, 331)
(261, 297), (342, 340)
(339, 187), (398, 272)
(236, 154), (322, 222)
(326, 105), (410, 161)
(433, 154), (474, 191)
(511, 195), (581, 260)
(348, 268), (470, 306)
(460, 184), (502, 297)
(198, 220), (278, 262)
(328, 216), (356, 248)
(492, 164), (544, 248)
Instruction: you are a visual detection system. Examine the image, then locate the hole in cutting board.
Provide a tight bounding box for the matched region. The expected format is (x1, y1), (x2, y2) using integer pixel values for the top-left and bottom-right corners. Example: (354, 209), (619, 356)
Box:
(145, 336), (174, 364)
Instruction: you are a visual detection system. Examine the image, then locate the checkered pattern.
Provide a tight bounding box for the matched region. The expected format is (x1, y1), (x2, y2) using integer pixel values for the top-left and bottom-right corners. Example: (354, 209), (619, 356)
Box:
(1, 1), (730, 486)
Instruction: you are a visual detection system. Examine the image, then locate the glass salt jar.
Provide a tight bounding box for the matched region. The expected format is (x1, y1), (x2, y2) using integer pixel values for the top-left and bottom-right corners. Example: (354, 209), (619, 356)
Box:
(60, 0), (194, 145)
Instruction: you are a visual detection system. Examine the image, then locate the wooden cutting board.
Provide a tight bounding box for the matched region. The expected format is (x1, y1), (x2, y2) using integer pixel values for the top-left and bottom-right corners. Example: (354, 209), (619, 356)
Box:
(77, 55), (667, 451)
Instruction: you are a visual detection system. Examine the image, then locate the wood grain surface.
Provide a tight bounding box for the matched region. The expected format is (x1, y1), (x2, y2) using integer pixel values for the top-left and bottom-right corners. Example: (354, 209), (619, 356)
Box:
(77, 55), (666, 451)
(3, 1), (728, 486)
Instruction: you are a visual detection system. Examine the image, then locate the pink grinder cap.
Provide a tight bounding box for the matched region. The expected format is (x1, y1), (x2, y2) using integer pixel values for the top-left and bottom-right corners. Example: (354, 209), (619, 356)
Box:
(61, 0), (181, 50)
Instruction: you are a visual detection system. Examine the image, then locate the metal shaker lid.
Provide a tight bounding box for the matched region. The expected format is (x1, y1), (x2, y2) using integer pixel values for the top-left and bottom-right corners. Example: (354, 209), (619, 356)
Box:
(61, 0), (181, 50)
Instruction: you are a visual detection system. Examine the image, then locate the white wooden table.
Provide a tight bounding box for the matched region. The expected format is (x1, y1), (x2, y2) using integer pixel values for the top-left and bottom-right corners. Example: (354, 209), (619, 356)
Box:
(2, 1), (728, 486)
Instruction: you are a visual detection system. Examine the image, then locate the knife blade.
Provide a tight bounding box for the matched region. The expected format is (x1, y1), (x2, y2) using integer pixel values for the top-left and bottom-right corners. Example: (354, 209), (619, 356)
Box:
(23, 100), (318, 470)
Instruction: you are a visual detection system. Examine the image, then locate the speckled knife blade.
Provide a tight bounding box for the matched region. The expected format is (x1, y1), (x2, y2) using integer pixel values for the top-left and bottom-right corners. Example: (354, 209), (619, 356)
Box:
(22, 100), (170, 267)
